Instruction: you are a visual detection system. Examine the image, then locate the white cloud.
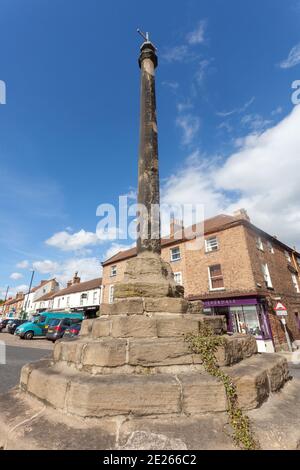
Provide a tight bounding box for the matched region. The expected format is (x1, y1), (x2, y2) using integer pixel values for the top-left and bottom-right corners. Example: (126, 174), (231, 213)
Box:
(240, 114), (273, 133)
(176, 114), (200, 145)
(216, 97), (255, 118)
(271, 106), (283, 116)
(32, 257), (102, 286)
(162, 81), (179, 92)
(104, 242), (135, 261)
(195, 59), (212, 85)
(10, 272), (23, 280)
(32, 260), (59, 274)
(161, 45), (192, 63)
(162, 106), (300, 249)
(46, 229), (99, 252)
(16, 260), (29, 269)
(186, 20), (206, 45)
(280, 43), (300, 69)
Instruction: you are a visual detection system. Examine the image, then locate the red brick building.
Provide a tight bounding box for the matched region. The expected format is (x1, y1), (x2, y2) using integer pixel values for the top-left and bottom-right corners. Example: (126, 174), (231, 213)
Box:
(101, 210), (300, 352)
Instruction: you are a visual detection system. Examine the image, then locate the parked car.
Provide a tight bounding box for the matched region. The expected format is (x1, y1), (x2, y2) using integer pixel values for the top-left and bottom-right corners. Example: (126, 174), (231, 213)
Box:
(15, 312), (84, 340)
(0, 319), (10, 332)
(46, 318), (82, 343)
(63, 322), (82, 340)
(7, 319), (27, 335)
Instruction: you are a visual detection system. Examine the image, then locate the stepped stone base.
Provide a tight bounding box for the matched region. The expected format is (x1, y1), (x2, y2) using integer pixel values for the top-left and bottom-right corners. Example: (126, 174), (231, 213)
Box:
(0, 287), (294, 450)
(1, 378), (300, 450)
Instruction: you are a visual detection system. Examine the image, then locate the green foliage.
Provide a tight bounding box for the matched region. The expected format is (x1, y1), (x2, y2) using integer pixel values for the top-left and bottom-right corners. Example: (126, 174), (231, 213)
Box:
(186, 324), (260, 451)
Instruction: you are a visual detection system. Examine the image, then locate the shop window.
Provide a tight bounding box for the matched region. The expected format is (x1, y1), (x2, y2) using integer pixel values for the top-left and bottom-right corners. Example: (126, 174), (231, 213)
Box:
(205, 237), (219, 253)
(170, 247), (181, 262)
(267, 241), (274, 254)
(256, 237), (264, 251)
(110, 265), (117, 277)
(208, 265), (224, 290)
(230, 305), (264, 337)
(109, 285), (114, 304)
(291, 274), (300, 293)
(174, 272), (182, 285)
(285, 250), (292, 263)
(262, 263), (273, 289)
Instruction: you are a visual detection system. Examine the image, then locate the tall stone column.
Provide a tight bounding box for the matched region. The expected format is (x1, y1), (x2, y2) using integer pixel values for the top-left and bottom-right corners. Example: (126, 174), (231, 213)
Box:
(113, 37), (181, 299)
(137, 41), (160, 255)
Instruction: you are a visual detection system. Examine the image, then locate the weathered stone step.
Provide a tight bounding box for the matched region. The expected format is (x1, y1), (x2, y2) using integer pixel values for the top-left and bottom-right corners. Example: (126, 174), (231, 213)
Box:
(20, 354), (289, 419)
(81, 314), (226, 341)
(223, 353), (290, 409)
(53, 333), (257, 371)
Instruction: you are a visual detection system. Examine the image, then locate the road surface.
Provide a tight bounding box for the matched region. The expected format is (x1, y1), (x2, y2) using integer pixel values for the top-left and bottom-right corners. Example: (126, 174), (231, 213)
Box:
(0, 332), (53, 394)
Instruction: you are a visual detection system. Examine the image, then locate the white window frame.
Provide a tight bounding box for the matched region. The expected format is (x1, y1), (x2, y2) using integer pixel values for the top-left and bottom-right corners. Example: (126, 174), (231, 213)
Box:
(208, 265), (224, 291)
(174, 272), (182, 285)
(284, 250), (292, 263)
(267, 241), (274, 254)
(292, 274), (300, 293)
(109, 285), (114, 304)
(256, 237), (264, 251)
(66, 296), (70, 307)
(262, 263), (273, 289)
(205, 237), (219, 253)
(110, 265), (117, 277)
(170, 247), (181, 262)
(93, 290), (98, 304)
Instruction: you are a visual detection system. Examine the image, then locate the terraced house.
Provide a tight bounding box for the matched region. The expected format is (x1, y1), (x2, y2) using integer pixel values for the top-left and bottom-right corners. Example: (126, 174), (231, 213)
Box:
(101, 209), (300, 352)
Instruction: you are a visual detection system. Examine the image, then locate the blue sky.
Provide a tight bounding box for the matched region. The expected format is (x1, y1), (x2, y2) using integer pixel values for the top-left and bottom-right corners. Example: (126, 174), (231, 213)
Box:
(1, 0), (300, 296)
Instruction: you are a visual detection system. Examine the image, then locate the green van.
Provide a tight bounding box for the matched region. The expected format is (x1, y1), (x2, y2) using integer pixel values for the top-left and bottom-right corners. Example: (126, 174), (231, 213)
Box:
(15, 311), (84, 340)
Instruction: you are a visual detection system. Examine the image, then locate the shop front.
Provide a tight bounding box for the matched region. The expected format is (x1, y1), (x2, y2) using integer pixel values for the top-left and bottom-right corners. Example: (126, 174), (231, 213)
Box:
(203, 296), (275, 353)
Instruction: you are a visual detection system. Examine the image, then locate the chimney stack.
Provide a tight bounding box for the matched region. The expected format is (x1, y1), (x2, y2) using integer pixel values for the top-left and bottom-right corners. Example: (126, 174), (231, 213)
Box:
(233, 208), (250, 222)
(170, 218), (184, 239)
(72, 272), (81, 285)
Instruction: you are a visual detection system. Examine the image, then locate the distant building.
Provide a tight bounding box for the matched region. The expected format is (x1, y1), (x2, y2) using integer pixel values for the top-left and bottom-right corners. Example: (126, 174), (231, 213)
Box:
(1, 292), (24, 319)
(40, 273), (102, 319)
(101, 210), (300, 352)
(23, 279), (59, 317)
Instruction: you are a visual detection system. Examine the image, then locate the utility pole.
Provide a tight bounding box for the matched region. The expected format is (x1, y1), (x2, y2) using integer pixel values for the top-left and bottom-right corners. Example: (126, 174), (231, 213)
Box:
(24, 270), (35, 319)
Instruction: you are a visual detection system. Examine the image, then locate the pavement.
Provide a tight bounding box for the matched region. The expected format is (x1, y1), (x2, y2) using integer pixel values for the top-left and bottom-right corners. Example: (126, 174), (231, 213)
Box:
(0, 332), (53, 394)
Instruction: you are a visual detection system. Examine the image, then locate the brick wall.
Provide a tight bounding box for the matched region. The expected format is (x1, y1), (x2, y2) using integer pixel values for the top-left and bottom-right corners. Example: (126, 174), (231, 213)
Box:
(244, 226), (300, 347)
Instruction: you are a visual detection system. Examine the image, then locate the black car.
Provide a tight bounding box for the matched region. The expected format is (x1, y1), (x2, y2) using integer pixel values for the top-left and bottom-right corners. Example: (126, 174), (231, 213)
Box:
(46, 318), (82, 343)
(63, 323), (82, 340)
(7, 319), (27, 335)
(0, 319), (12, 332)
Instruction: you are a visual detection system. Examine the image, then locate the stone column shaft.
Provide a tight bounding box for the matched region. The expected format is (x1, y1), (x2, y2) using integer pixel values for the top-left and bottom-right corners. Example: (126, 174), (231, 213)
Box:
(137, 42), (161, 255)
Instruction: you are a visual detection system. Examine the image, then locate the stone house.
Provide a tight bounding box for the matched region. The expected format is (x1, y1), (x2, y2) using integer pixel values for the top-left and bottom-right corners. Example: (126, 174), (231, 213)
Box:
(101, 210), (300, 352)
